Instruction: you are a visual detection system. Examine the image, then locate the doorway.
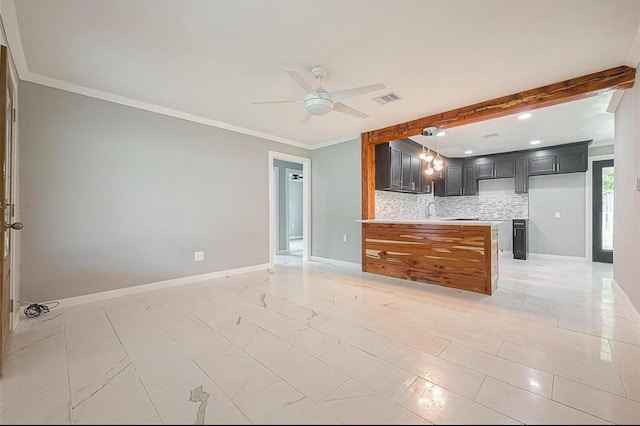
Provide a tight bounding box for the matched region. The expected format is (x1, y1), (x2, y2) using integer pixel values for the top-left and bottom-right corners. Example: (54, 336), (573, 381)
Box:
(592, 159), (614, 263)
(268, 152), (311, 264)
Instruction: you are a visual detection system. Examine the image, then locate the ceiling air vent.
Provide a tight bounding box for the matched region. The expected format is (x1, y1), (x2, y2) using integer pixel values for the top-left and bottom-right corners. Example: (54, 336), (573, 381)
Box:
(373, 92), (401, 105)
(482, 132), (502, 140)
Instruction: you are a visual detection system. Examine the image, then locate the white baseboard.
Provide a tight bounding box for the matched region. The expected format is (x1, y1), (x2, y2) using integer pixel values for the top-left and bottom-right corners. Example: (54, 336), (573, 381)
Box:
(499, 251), (588, 262)
(310, 256), (362, 269)
(528, 253), (588, 262)
(53, 263), (271, 309)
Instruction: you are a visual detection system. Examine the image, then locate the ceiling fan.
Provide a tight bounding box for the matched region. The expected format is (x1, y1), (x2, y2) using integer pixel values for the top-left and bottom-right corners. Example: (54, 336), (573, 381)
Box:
(252, 65), (385, 123)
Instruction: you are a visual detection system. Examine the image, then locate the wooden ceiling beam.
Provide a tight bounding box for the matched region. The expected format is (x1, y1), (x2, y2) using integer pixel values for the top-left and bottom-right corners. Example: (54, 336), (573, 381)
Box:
(365, 65), (636, 145)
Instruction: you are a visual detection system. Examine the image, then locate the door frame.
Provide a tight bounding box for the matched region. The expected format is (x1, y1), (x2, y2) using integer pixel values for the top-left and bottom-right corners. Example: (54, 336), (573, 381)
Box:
(592, 159), (614, 263)
(268, 151), (311, 265)
(585, 153), (614, 262)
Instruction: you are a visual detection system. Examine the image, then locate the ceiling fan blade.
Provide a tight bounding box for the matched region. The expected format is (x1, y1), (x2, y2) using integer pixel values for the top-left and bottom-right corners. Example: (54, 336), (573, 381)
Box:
(333, 102), (369, 119)
(251, 100), (302, 104)
(301, 111), (312, 124)
(285, 69), (314, 92)
(332, 83), (386, 102)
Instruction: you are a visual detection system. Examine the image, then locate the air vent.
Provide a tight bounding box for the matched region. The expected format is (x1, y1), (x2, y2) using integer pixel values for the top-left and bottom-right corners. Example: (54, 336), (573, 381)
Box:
(373, 92), (401, 105)
(482, 132), (502, 140)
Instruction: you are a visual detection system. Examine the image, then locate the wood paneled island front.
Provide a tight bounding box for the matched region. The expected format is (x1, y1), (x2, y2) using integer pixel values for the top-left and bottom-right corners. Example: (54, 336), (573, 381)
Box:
(360, 220), (499, 295)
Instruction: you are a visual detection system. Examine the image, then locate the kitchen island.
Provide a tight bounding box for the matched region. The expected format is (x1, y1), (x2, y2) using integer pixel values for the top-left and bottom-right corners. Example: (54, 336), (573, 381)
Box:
(359, 219), (500, 295)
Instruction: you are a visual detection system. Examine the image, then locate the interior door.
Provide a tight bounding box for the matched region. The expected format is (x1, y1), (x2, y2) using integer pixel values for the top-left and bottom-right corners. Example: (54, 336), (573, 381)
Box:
(0, 45), (19, 375)
(592, 159), (614, 263)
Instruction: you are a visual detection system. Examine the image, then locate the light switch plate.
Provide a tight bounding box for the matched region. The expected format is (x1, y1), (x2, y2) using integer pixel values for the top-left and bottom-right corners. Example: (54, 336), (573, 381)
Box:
(635, 177), (640, 191)
(194, 251), (205, 261)
(555, 212), (561, 218)
(343, 234), (348, 242)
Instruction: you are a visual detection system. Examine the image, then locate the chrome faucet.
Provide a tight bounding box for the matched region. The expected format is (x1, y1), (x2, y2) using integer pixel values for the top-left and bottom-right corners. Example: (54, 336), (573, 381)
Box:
(426, 201), (437, 219)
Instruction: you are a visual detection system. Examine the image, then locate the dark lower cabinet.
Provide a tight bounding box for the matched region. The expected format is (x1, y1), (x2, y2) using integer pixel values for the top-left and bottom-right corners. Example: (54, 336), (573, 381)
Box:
(513, 219), (529, 260)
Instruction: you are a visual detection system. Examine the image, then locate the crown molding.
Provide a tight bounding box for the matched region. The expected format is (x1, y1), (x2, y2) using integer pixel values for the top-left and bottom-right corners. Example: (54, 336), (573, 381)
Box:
(309, 134), (361, 150)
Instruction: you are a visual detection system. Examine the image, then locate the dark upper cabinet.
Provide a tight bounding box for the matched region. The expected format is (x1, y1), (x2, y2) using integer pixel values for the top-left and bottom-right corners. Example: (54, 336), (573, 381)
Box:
(421, 161), (433, 193)
(390, 147), (402, 188)
(410, 155), (422, 192)
(375, 139), (426, 194)
(494, 160), (515, 178)
(462, 164), (477, 195)
(515, 158), (528, 193)
(474, 162), (494, 179)
(528, 143), (588, 176)
(435, 158), (463, 196)
(401, 152), (412, 190)
(528, 155), (555, 175)
(556, 151), (587, 173)
(473, 157), (514, 179)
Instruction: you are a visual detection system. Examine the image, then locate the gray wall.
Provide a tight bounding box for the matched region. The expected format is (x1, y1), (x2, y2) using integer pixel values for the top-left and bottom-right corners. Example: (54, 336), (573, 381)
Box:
(589, 144), (614, 157)
(19, 82), (309, 301)
(614, 67), (640, 313)
(528, 173), (586, 257)
(311, 138), (361, 264)
(273, 160), (302, 251)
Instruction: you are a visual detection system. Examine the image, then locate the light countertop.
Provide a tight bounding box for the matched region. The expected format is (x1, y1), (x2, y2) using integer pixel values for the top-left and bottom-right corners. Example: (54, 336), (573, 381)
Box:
(358, 218), (501, 227)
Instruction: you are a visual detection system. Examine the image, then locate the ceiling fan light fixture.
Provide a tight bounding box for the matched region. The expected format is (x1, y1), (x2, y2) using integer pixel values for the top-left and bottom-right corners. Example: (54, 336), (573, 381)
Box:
(305, 90), (333, 116)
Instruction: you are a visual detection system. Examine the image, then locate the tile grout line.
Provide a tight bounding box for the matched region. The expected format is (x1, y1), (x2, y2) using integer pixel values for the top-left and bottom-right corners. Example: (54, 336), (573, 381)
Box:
(103, 308), (164, 424)
(547, 375), (628, 424)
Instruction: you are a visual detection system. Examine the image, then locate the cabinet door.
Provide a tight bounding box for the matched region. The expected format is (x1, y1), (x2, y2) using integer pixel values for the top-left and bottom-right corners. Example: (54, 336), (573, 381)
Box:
(421, 161), (432, 193)
(401, 152), (412, 190)
(445, 164), (463, 196)
(513, 226), (527, 259)
(390, 147), (402, 188)
(494, 160), (515, 178)
(410, 155), (421, 192)
(515, 158), (528, 193)
(556, 152), (587, 173)
(462, 164), (477, 195)
(528, 155), (555, 175)
(474, 162), (494, 179)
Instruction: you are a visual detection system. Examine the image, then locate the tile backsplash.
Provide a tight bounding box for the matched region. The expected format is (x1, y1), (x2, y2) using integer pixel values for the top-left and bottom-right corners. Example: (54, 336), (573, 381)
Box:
(375, 191), (434, 220)
(375, 179), (529, 221)
(436, 179), (528, 220)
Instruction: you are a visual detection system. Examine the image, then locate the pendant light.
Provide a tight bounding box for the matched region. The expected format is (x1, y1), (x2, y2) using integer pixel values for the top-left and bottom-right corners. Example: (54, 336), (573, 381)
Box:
(425, 166), (434, 175)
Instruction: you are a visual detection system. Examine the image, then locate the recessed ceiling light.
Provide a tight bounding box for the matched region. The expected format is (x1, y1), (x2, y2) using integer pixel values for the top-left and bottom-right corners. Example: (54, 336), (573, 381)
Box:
(530, 140), (541, 145)
(518, 113), (532, 120)
(464, 150), (473, 154)
(436, 130), (446, 136)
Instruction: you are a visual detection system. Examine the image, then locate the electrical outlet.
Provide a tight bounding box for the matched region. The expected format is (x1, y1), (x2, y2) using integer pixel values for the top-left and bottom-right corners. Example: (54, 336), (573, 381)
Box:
(555, 212), (561, 218)
(194, 251), (205, 261)
(493, 213), (498, 218)
(343, 234), (348, 242)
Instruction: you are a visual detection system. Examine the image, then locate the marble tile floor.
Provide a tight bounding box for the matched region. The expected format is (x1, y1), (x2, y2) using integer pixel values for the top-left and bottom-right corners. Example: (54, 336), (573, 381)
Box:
(1, 254), (640, 424)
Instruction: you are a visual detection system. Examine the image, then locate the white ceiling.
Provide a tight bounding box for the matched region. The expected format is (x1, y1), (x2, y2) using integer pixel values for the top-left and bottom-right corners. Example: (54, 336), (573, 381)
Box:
(5, 0), (640, 148)
(410, 92), (614, 157)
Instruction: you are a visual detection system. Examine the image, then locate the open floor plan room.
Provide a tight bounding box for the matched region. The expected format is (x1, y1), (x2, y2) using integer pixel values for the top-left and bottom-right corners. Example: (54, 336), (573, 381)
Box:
(2, 255), (639, 424)
(1, 0), (640, 424)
